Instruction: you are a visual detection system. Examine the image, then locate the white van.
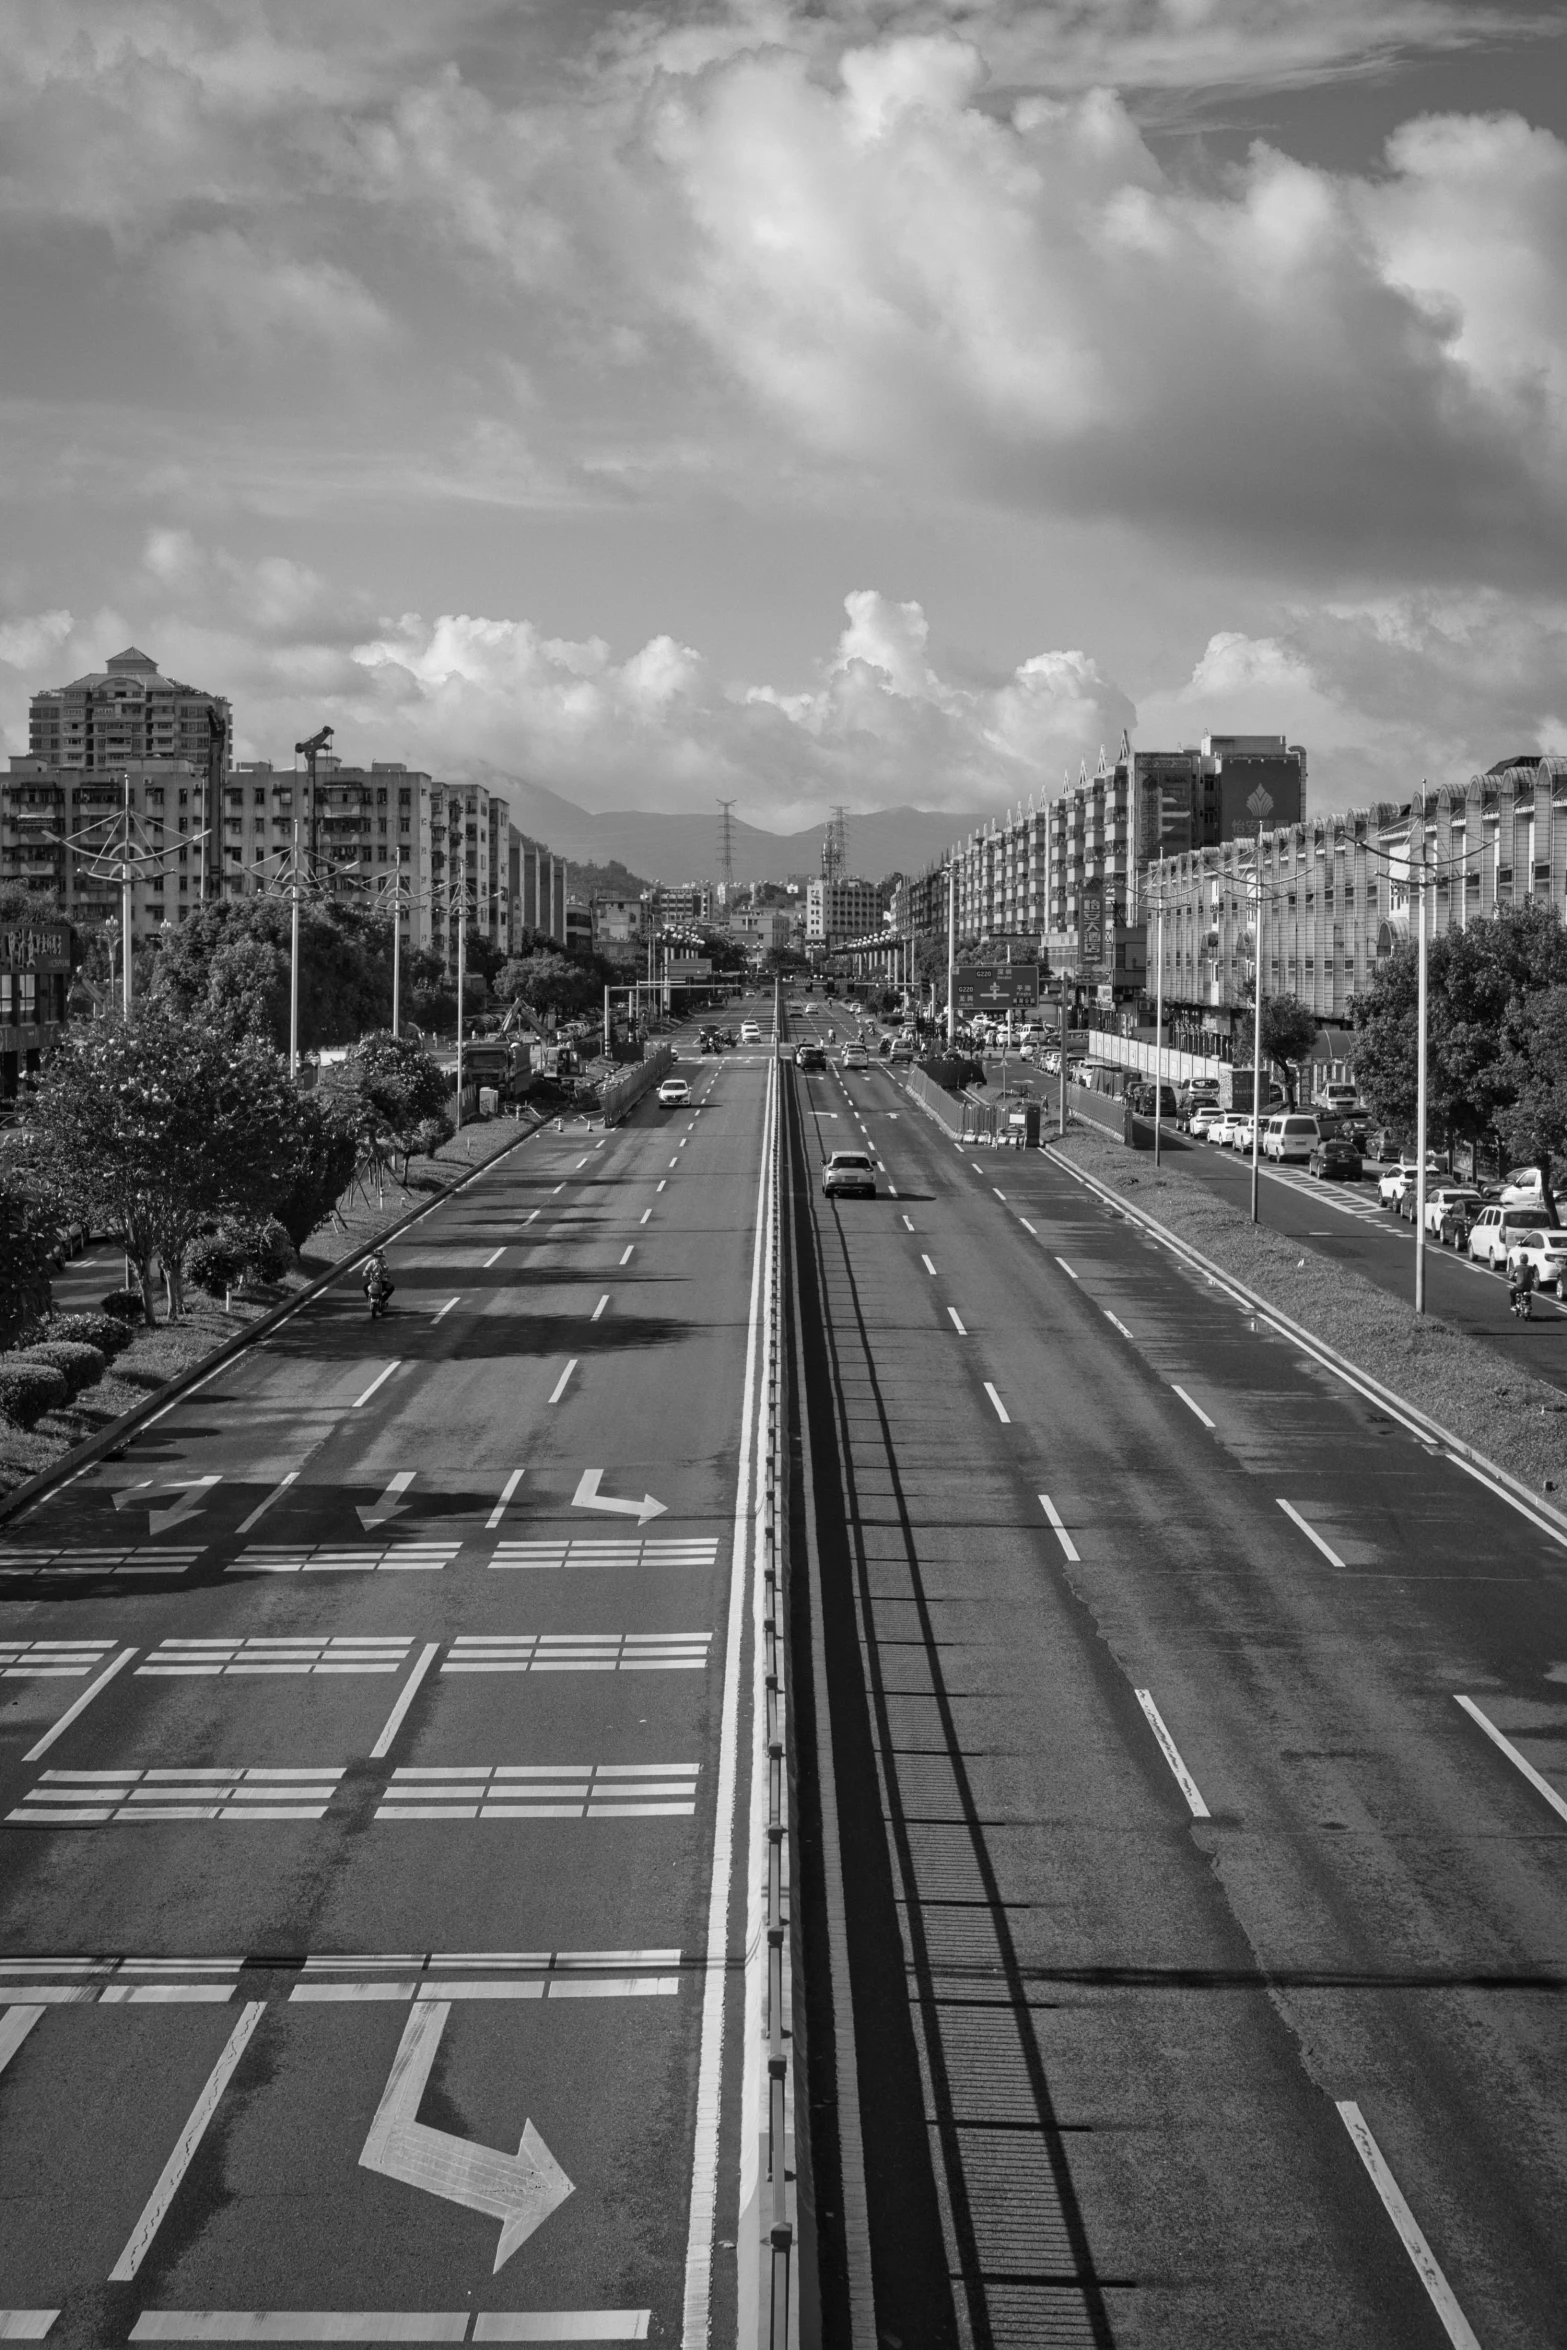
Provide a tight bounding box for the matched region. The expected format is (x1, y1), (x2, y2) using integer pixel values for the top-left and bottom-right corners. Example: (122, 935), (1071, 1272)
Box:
(1262, 1113), (1322, 1163)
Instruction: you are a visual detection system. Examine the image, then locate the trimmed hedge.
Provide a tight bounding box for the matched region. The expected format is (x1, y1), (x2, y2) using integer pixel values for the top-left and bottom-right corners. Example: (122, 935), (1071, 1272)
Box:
(17, 1340), (107, 1398)
(0, 1359), (69, 1428)
(46, 1311), (134, 1360)
(101, 1290), (146, 1323)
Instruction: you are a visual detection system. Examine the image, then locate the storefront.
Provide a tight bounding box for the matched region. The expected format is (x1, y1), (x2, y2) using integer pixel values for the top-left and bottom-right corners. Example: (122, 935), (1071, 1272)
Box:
(1, 916), (72, 1102)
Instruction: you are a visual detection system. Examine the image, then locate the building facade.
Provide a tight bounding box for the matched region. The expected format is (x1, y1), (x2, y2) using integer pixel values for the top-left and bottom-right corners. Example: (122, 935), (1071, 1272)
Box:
(1, 912), (72, 1100)
(653, 880), (714, 929)
(805, 876), (887, 946)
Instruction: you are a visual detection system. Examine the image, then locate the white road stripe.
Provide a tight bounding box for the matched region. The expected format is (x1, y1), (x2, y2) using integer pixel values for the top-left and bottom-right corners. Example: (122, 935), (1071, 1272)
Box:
(1018, 1218), (1036, 1235)
(921, 1255), (936, 1275)
(1134, 1691), (1211, 1817)
(1055, 1257), (1078, 1280)
(657, 1179), (667, 1192)
(431, 1298), (460, 1325)
(902, 1215), (915, 1232)
(1038, 1495), (1079, 1561)
(640, 1209), (652, 1225)
(234, 1473), (296, 1536)
(1171, 1385), (1215, 1430)
(620, 1246), (634, 1265)
(971, 1161), (986, 1174)
(23, 1649), (137, 1764)
(127, 2316), (651, 2340)
(982, 1382), (1010, 1423)
(482, 1247), (504, 1268)
(1277, 1499), (1347, 1569)
(1455, 1694), (1567, 1827)
(110, 2003), (266, 2280)
(576, 1156), (591, 1169)
(1335, 2103), (1481, 2350)
(485, 1469), (524, 1531)
(947, 1307), (967, 1335)
(1105, 1310), (1134, 1341)
(0, 2004), (45, 2075)
(351, 1363), (400, 1410)
(369, 1645), (440, 1762)
(993, 1187), (1007, 1201)
(591, 1296), (609, 1322)
(549, 1360), (578, 1404)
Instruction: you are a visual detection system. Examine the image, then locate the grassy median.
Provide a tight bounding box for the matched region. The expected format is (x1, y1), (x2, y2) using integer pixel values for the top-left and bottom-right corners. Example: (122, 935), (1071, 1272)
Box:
(0, 1104), (550, 1505)
(1051, 1124), (1567, 1500)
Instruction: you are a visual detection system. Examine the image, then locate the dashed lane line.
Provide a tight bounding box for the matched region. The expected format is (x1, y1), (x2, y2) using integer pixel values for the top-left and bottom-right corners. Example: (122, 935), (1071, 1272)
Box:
(993, 1186), (1007, 1201)
(983, 1381), (1010, 1424)
(1055, 1257), (1079, 1280)
(22, 1649), (136, 1763)
(1171, 1385), (1216, 1430)
(1277, 1499), (1347, 1569)
(591, 1295), (609, 1322)
(1134, 1690), (1211, 1818)
(1105, 1310), (1135, 1342)
(369, 1643), (440, 1760)
(481, 1246), (505, 1268)
(549, 1359), (578, 1404)
(127, 2306), (652, 2338)
(921, 1255), (937, 1276)
(431, 1297), (460, 1325)
(234, 1472), (296, 1536)
(1038, 1495), (1079, 1561)
(947, 1307), (967, 1335)
(901, 1215), (915, 1232)
(1018, 1217), (1037, 1235)
(351, 1362), (400, 1409)
(640, 1209), (652, 1225)
(620, 1245), (634, 1265)
(1335, 2103), (1482, 2350)
(485, 1469), (524, 1531)
(1455, 1694), (1567, 1827)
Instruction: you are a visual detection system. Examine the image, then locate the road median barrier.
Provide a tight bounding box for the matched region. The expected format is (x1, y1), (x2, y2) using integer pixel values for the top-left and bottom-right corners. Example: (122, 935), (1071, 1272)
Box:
(601, 1043), (675, 1126)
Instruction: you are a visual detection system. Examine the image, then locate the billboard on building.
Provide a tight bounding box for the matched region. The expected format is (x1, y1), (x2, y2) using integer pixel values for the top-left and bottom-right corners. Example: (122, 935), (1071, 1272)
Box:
(1078, 890), (1107, 973)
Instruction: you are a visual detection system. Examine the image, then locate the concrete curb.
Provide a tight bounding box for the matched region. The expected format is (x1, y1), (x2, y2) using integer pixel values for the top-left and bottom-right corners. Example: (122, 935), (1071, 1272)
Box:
(0, 1113), (545, 1533)
(1044, 1139), (1567, 1549)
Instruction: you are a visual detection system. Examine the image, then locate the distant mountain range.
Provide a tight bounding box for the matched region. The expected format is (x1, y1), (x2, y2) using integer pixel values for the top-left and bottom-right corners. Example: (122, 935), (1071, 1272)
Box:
(479, 772), (967, 885)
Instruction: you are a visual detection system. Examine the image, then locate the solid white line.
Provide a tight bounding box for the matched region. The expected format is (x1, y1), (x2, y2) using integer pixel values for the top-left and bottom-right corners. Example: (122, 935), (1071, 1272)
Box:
(110, 2004), (266, 2280)
(549, 1360), (578, 1405)
(352, 1363), (400, 1409)
(682, 1055), (773, 2343)
(430, 1297), (460, 1325)
(523, 1209), (540, 1225)
(1055, 1256), (1078, 1280)
(485, 1470), (524, 1531)
(1038, 1495), (1079, 1561)
(947, 1307), (967, 1335)
(983, 1382), (1010, 1423)
(901, 1214), (914, 1232)
(620, 1246), (634, 1265)
(1018, 1217), (1036, 1235)
(0, 2004), (45, 2076)
(235, 1473), (296, 1536)
(921, 1255), (936, 1276)
(1171, 1385), (1215, 1430)
(1455, 1694), (1567, 1827)
(591, 1296), (609, 1322)
(23, 1649), (137, 1763)
(370, 1644), (440, 1761)
(1134, 1690), (1211, 1818)
(1105, 1310), (1134, 1341)
(482, 1247), (504, 1268)
(1335, 2102), (1481, 2349)
(1277, 1499), (1347, 1569)
(126, 2317), (653, 2341)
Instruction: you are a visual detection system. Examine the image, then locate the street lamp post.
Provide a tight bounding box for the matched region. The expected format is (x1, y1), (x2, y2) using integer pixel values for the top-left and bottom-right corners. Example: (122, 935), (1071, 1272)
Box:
(945, 863), (956, 1049)
(1152, 890), (1165, 1169)
(288, 802), (302, 1078)
(1414, 838), (1430, 1314)
(1247, 788), (1274, 1225)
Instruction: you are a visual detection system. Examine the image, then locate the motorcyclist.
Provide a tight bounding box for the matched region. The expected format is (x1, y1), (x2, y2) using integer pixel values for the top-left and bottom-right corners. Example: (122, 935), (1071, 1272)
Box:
(362, 1250), (394, 1317)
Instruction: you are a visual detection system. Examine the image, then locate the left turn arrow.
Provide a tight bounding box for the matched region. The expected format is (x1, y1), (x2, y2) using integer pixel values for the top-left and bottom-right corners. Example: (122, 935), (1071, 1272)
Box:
(112, 1475), (221, 1536)
(357, 1471), (415, 1531)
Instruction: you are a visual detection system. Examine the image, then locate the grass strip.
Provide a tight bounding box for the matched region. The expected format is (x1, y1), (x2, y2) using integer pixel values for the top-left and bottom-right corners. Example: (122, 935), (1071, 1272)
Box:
(1052, 1124), (1567, 1500)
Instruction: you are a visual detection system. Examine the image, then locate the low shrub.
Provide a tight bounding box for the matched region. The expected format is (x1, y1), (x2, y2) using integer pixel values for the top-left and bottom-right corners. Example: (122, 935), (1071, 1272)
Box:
(47, 1311), (134, 1359)
(185, 1217), (296, 1297)
(183, 1230), (243, 1296)
(101, 1289), (146, 1323)
(414, 1111), (453, 1159)
(0, 1358), (69, 1428)
(17, 1339), (107, 1397)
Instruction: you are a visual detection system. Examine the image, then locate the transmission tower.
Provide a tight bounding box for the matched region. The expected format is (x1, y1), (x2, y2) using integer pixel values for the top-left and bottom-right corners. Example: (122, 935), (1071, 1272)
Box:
(716, 797), (737, 903)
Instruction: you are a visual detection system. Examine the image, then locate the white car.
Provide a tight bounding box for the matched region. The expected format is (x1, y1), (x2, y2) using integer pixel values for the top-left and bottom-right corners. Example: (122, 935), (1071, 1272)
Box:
(1467, 1203), (1555, 1269)
(1190, 1105), (1227, 1139)
(657, 1077), (691, 1107)
(1315, 1082), (1362, 1115)
(1498, 1165), (1557, 1209)
(739, 1022), (761, 1045)
(841, 1044), (869, 1070)
(1505, 1229), (1567, 1294)
(1424, 1186), (1486, 1237)
(1261, 1113), (1322, 1163)
(1378, 1157), (1441, 1207)
(1225, 1114), (1259, 1151)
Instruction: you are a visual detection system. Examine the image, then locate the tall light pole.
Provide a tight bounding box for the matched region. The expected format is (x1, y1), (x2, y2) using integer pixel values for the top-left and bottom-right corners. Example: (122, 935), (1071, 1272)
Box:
(1414, 831), (1430, 1314)
(1152, 888), (1165, 1169)
(1246, 787), (1273, 1225)
(945, 862), (956, 1048)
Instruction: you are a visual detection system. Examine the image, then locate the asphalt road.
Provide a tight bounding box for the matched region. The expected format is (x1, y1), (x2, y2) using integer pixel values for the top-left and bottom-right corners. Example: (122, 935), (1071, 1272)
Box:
(0, 1017), (780, 2347)
(786, 1013), (1567, 2350)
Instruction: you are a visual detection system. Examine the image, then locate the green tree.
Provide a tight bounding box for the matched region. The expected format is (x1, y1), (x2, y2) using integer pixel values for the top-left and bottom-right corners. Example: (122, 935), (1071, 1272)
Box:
(30, 1007), (310, 1323)
(495, 949), (600, 1022)
(149, 897), (393, 1051)
(271, 1095), (360, 1252)
(1234, 992), (1318, 1098)
(1496, 984), (1567, 1218)
(325, 1031), (450, 1181)
(0, 1171), (53, 1348)
(1352, 901), (1567, 1149)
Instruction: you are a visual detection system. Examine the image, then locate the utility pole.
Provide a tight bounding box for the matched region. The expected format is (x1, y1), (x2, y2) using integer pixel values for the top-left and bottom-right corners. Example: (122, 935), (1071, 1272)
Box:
(946, 863), (957, 1048)
(289, 799), (302, 1078)
(716, 799), (736, 906)
(1152, 889), (1165, 1169)
(295, 724), (333, 879)
(1414, 823), (1430, 1314)
(1246, 788), (1273, 1225)
(454, 887), (466, 1135)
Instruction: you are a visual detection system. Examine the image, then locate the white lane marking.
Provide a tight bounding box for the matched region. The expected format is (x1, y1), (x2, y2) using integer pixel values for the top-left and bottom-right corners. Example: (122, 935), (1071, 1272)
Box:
(140, 1637), (410, 1678)
(620, 1245), (634, 1265)
(678, 1138), (688, 1150)
(1335, 2103), (1481, 2349)
(369, 1644), (440, 1761)
(523, 1209), (540, 1226)
(921, 1255), (937, 1276)
(657, 1179), (667, 1192)
(486, 1469), (525, 1532)
(23, 1649), (137, 1764)
(351, 1362), (400, 1410)
(233, 1543), (456, 1576)
(669, 1157), (679, 1168)
(596, 1138), (607, 1149)
(1455, 1694), (1567, 1827)
(1105, 1311), (1134, 1341)
(431, 1297), (460, 1325)
(1171, 1385), (1216, 1430)
(110, 2003), (266, 2280)
(482, 1247), (504, 1268)
(983, 1382), (1010, 1423)
(993, 1187), (1007, 1201)
(551, 1185), (565, 1195)
(548, 1360), (578, 1404)
(947, 1308), (967, 1335)
(1055, 1257), (1078, 1280)
(127, 2311), (652, 2339)
(971, 1161), (986, 1174)
(1277, 1499), (1346, 1569)
(491, 1536), (718, 1571)
(1038, 1495), (1079, 1561)
(234, 1473), (296, 1537)
(640, 1209), (652, 1225)
(902, 1215), (915, 1232)
(575, 1156), (591, 1169)
(1134, 1691), (1211, 1818)
(0, 2003), (45, 2075)
(886, 1182), (898, 1196)
(1018, 1218), (1036, 1235)
(591, 1296), (609, 1322)
(377, 1763), (698, 1821)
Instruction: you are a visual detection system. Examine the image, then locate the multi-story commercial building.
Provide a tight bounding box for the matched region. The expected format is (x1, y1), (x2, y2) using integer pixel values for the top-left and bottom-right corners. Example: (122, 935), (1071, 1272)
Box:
(1148, 757), (1567, 1041)
(1, 909), (72, 1100)
(805, 876), (887, 946)
(592, 895), (647, 947)
(653, 880), (714, 929)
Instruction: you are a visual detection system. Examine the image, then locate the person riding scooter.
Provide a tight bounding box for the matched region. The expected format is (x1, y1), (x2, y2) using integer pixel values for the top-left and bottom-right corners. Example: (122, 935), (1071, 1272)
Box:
(362, 1250), (395, 1319)
(1508, 1251), (1538, 1320)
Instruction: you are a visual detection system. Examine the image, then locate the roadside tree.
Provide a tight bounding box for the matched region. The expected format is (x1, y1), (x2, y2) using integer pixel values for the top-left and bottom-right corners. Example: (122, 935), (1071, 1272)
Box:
(150, 897), (392, 1051)
(1496, 983), (1567, 1219)
(326, 1031), (450, 1181)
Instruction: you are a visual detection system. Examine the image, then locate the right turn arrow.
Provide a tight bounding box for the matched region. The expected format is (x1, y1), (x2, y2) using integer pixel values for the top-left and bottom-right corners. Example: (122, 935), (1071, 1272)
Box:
(359, 2002), (574, 2271)
(571, 1469), (667, 1526)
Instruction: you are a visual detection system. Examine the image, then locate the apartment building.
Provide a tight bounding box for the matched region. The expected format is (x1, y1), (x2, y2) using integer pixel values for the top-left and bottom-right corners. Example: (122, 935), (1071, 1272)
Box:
(805, 876), (887, 946)
(652, 880), (714, 929)
(592, 895), (647, 946)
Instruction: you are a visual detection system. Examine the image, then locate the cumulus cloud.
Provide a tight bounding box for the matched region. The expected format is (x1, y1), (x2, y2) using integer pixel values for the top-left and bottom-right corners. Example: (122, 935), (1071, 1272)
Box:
(150, 232), (396, 356)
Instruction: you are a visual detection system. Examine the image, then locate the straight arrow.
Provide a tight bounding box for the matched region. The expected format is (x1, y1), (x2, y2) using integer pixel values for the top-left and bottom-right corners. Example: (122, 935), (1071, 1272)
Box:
(357, 1471), (415, 1531)
(360, 2001), (573, 2271)
(571, 1469), (666, 1527)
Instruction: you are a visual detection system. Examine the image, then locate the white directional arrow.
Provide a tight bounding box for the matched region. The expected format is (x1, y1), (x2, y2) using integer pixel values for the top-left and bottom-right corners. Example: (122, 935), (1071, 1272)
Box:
(112, 1475), (221, 1536)
(571, 1469), (667, 1527)
(356, 1470), (415, 1531)
(359, 2001), (574, 2271)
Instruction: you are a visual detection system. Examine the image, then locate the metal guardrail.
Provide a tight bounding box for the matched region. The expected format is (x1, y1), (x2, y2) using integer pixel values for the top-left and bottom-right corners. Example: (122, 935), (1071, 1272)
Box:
(760, 1054), (795, 2347)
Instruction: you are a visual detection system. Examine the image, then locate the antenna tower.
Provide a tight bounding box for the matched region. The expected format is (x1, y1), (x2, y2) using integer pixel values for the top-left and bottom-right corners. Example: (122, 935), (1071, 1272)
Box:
(716, 798), (736, 901)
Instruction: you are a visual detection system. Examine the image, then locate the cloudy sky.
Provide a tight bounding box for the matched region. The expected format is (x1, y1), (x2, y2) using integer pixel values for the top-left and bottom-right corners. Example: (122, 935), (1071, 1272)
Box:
(2, 0), (1565, 834)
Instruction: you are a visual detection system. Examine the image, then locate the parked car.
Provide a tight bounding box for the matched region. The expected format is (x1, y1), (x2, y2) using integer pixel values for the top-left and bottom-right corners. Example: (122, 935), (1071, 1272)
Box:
(1190, 1105), (1227, 1139)
(1308, 1136), (1363, 1181)
(1468, 1204), (1557, 1269)
(657, 1077), (691, 1107)
(1378, 1157), (1443, 1208)
(1505, 1229), (1567, 1296)
(1128, 1081), (1179, 1118)
(1438, 1196), (1481, 1250)
(1498, 1165), (1560, 1209)
(1424, 1186), (1487, 1237)
(1262, 1113), (1322, 1163)
(1314, 1081), (1363, 1115)
(822, 1148), (877, 1198)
